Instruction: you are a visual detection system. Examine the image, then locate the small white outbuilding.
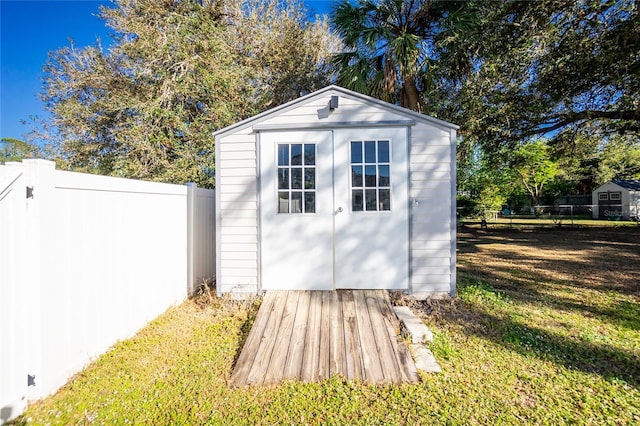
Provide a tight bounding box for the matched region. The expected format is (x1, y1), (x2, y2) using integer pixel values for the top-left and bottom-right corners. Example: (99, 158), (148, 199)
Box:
(592, 180), (640, 220)
(213, 85), (458, 299)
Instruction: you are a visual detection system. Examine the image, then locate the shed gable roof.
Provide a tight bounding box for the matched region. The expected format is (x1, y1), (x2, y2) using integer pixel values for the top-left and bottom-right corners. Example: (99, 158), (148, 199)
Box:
(214, 85), (459, 139)
(612, 179), (640, 191)
(594, 179), (640, 192)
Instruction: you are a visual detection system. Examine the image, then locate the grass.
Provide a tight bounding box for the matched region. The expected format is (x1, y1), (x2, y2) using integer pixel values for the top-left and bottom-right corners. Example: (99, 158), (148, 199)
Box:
(15, 228), (640, 425)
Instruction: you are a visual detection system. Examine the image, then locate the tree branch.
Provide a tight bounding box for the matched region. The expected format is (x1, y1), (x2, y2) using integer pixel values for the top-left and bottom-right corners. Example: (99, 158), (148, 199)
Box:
(523, 109), (640, 137)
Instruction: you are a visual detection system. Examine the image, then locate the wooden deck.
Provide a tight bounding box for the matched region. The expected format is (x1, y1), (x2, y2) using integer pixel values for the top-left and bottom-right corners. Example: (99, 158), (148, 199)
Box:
(230, 290), (418, 386)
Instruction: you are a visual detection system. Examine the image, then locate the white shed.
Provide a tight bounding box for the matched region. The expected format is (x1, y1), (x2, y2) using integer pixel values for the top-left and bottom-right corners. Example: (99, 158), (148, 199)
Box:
(214, 85), (458, 299)
(592, 180), (640, 220)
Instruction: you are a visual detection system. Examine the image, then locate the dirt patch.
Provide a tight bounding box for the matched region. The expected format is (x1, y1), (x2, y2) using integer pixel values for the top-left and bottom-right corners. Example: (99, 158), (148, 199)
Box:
(456, 226), (640, 297)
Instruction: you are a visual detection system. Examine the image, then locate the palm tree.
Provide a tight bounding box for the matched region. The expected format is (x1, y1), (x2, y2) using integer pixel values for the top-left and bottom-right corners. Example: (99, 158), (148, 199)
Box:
(331, 0), (456, 112)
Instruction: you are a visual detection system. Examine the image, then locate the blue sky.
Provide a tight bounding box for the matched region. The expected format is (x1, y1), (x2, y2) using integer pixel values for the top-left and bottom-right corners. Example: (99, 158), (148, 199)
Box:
(0, 0), (335, 142)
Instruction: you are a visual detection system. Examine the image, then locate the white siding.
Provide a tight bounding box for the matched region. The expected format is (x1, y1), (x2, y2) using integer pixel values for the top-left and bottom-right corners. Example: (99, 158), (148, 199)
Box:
(259, 93), (410, 126)
(216, 128), (259, 296)
(215, 86), (457, 298)
(631, 191), (640, 218)
(409, 123), (455, 297)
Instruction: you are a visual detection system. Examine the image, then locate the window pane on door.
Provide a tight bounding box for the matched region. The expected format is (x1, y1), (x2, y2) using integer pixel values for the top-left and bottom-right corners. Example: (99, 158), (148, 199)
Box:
(378, 165), (390, 186)
(291, 168), (302, 189)
(365, 165), (376, 187)
(352, 189), (363, 211)
(291, 192), (303, 213)
(304, 168), (315, 189)
(365, 189), (377, 211)
(291, 144), (303, 165)
(378, 141), (389, 162)
(278, 168), (289, 189)
(379, 189), (390, 210)
(277, 143), (316, 214)
(304, 192), (316, 213)
(350, 139), (392, 212)
(278, 192), (289, 213)
(364, 141), (376, 163)
(304, 144), (315, 165)
(278, 144), (289, 166)
(352, 166), (363, 187)
(351, 141), (362, 163)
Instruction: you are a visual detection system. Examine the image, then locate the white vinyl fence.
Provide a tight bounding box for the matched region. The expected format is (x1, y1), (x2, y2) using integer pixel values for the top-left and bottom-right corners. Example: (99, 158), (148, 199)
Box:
(1, 160), (215, 423)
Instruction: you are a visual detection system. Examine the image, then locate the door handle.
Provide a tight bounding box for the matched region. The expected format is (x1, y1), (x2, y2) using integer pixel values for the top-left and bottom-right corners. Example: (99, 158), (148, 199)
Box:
(336, 206), (344, 213)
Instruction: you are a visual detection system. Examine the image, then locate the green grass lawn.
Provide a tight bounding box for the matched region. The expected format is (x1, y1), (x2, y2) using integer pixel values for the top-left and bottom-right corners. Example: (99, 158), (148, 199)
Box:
(15, 228), (640, 425)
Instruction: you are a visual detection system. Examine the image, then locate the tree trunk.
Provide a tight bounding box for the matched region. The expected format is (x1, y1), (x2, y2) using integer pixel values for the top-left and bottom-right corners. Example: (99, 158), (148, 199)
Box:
(401, 77), (420, 112)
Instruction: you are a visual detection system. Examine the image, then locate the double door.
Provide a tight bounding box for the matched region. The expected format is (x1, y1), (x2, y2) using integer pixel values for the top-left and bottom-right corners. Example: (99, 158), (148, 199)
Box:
(260, 128), (408, 291)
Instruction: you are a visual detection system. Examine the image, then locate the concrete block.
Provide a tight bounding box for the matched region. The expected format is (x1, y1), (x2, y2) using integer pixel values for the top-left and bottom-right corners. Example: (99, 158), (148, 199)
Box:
(410, 344), (442, 373)
(394, 306), (433, 343)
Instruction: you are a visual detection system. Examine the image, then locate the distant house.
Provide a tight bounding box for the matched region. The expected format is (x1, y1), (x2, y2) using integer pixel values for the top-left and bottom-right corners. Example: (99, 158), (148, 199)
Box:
(213, 85), (459, 299)
(592, 180), (640, 220)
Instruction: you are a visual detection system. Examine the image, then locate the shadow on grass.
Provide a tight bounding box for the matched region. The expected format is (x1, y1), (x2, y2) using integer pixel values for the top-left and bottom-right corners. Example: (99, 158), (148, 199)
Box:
(438, 227), (640, 389)
(230, 296), (262, 372)
(190, 281), (263, 374)
(457, 302), (640, 389)
(457, 227), (640, 328)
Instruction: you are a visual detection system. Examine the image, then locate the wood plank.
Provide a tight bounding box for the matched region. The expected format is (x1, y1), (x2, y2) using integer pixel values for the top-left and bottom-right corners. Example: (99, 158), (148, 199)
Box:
(229, 291), (276, 386)
(329, 290), (346, 377)
(318, 291), (332, 380)
(365, 290), (401, 383)
(300, 291), (322, 382)
(353, 290), (384, 384)
(263, 291), (299, 385)
(341, 290), (364, 381)
(377, 291), (419, 383)
(283, 290), (310, 380)
(244, 291), (288, 385)
(231, 290), (419, 386)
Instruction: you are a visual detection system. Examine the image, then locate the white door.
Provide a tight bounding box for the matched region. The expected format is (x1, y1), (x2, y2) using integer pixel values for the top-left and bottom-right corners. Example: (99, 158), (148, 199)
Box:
(260, 131), (334, 290)
(334, 128), (409, 289)
(259, 128), (409, 291)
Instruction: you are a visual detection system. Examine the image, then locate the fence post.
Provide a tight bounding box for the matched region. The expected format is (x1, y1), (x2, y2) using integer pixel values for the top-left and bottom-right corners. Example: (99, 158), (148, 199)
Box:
(1, 162), (29, 422)
(21, 159), (56, 401)
(186, 182), (196, 295)
(570, 205), (574, 227)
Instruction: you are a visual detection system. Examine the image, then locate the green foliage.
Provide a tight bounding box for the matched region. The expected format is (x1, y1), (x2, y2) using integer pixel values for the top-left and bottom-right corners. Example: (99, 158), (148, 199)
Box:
(511, 140), (560, 206)
(441, 0), (640, 154)
(455, 194), (477, 218)
(0, 138), (40, 163)
(331, 0), (461, 111)
(457, 146), (515, 215)
(458, 140), (562, 214)
(231, 0), (340, 109)
(41, 0), (339, 187)
(596, 135), (640, 183)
